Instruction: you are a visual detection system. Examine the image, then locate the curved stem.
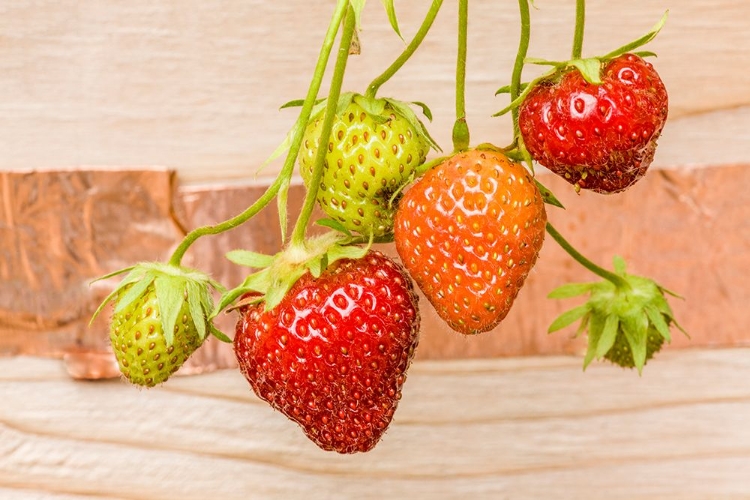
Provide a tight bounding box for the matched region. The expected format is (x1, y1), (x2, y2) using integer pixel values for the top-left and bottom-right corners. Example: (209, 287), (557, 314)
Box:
(366, 0), (444, 99)
(290, 6), (357, 247)
(546, 222), (630, 289)
(572, 0), (585, 59)
(168, 0), (348, 266)
(511, 0), (531, 139)
(452, 0), (470, 152)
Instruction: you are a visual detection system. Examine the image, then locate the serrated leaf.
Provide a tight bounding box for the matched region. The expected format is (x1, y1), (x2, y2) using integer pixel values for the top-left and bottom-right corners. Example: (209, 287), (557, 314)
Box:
(596, 314), (620, 359)
(583, 312), (605, 369)
(612, 255), (628, 275)
(603, 11), (668, 60)
(380, 0), (403, 39)
(548, 304), (591, 333)
(535, 179), (564, 208)
(154, 275), (185, 346)
(645, 304), (671, 343)
(226, 250), (275, 269)
(570, 58), (602, 85)
(621, 312), (650, 373)
(316, 218), (353, 237)
(114, 274), (155, 314)
(548, 282), (593, 299)
(187, 280), (207, 341)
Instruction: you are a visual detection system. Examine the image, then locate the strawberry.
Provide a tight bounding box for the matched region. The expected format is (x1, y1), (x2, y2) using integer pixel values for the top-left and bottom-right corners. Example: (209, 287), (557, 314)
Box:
(394, 148), (547, 335)
(233, 250), (420, 454)
(91, 263), (224, 387)
(299, 93), (437, 237)
(518, 54), (668, 194)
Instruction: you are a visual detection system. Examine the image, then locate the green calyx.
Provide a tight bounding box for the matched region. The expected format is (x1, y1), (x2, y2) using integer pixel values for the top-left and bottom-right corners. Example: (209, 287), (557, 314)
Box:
(548, 256), (686, 374)
(90, 262), (229, 344)
(216, 229), (372, 315)
(494, 11), (668, 117)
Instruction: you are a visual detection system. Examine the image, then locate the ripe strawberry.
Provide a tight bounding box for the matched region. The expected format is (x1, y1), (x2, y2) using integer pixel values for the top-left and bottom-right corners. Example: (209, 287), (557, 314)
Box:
(234, 250), (420, 454)
(91, 263), (223, 387)
(394, 148), (547, 335)
(299, 93), (436, 237)
(518, 54), (668, 193)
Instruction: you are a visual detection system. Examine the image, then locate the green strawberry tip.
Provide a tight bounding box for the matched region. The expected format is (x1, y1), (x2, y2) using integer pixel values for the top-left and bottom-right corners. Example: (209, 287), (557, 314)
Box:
(548, 256), (686, 374)
(90, 262), (229, 345)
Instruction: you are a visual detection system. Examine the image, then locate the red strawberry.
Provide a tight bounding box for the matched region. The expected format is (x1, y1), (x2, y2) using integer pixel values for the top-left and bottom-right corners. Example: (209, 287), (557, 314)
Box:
(519, 54), (668, 193)
(233, 250), (420, 454)
(394, 148), (547, 335)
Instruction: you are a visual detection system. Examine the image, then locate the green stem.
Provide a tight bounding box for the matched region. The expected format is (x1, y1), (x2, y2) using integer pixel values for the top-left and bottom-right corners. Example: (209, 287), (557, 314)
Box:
(168, 0), (348, 267)
(572, 0), (585, 59)
(452, 0), (470, 152)
(290, 6), (357, 247)
(510, 0), (531, 139)
(546, 222), (630, 289)
(365, 0), (444, 99)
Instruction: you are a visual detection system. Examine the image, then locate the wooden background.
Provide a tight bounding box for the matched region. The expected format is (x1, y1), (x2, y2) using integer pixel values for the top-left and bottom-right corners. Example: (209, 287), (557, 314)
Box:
(2, 0), (750, 498)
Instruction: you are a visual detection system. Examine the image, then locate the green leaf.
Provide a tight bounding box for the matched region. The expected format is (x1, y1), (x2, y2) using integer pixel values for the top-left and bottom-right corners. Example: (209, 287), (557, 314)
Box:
(621, 312), (650, 374)
(548, 304), (591, 333)
(327, 243), (369, 264)
(645, 305), (671, 343)
(316, 218), (353, 237)
(278, 175), (290, 245)
(583, 312), (605, 369)
(265, 267), (307, 311)
(226, 250), (275, 269)
(535, 179), (564, 209)
(113, 273), (154, 314)
(186, 280), (207, 341)
(495, 82), (528, 96)
(570, 58), (602, 85)
(612, 255), (628, 275)
(596, 314), (620, 359)
(154, 275), (186, 346)
(349, 0), (366, 30)
(603, 11), (669, 60)
(335, 92), (356, 116)
(633, 50), (657, 59)
(385, 98), (441, 152)
(280, 97), (325, 110)
(89, 265), (136, 284)
(411, 101), (433, 122)
(308, 256), (325, 279)
(209, 324), (232, 344)
(548, 282), (593, 299)
(380, 0), (403, 39)
(354, 95), (387, 116)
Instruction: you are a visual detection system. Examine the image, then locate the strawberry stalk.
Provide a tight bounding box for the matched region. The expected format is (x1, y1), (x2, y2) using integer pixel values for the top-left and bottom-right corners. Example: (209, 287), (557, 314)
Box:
(451, 0), (470, 152)
(167, 0), (350, 266)
(290, 5), (357, 247)
(572, 0), (586, 59)
(365, 0), (444, 100)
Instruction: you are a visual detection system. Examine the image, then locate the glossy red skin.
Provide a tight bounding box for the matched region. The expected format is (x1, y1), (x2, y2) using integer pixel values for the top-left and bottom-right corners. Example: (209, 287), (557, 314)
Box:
(519, 54), (668, 193)
(394, 149), (547, 335)
(234, 251), (420, 454)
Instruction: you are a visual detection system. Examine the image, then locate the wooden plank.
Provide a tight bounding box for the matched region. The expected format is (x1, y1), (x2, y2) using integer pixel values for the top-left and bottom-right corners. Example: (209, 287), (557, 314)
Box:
(0, 0), (747, 181)
(2, 349), (750, 499)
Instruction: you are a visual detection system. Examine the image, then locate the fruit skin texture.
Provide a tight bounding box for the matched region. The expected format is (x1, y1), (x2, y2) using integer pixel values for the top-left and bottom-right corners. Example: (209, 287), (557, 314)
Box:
(110, 284), (204, 387)
(234, 251), (420, 454)
(604, 325), (665, 369)
(519, 53), (668, 194)
(300, 99), (429, 237)
(394, 149), (547, 335)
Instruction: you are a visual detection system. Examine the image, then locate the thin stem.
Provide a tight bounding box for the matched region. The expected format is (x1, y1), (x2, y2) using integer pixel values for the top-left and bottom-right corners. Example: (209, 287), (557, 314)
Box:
(546, 222), (630, 289)
(511, 0), (531, 139)
(290, 6), (357, 246)
(452, 0), (470, 152)
(366, 0), (444, 99)
(572, 0), (585, 59)
(168, 0), (348, 266)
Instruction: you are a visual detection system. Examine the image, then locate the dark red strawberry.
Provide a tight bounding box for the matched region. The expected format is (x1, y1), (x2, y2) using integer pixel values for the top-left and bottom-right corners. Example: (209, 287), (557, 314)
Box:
(519, 54), (668, 193)
(233, 250), (420, 454)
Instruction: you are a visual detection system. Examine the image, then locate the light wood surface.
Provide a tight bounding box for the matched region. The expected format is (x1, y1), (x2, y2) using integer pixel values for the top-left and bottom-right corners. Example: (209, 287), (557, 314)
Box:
(1, 0), (748, 181)
(2, 348), (750, 499)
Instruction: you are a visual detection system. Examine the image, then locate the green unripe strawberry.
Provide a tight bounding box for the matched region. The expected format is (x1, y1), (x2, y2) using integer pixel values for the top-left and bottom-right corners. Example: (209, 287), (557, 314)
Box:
(299, 93), (437, 237)
(110, 283), (203, 387)
(603, 324), (666, 369)
(91, 263), (227, 387)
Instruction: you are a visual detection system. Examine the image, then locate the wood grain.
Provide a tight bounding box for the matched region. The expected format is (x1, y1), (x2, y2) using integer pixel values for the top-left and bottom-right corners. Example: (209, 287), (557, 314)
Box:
(0, 0), (748, 181)
(2, 349), (750, 499)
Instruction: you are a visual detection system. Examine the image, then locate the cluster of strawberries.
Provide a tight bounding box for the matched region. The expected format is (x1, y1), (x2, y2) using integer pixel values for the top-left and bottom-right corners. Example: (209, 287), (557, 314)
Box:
(92, 2), (680, 456)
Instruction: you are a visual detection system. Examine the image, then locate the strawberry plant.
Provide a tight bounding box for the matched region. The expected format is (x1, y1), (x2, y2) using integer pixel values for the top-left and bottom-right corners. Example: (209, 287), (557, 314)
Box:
(90, 0), (686, 454)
